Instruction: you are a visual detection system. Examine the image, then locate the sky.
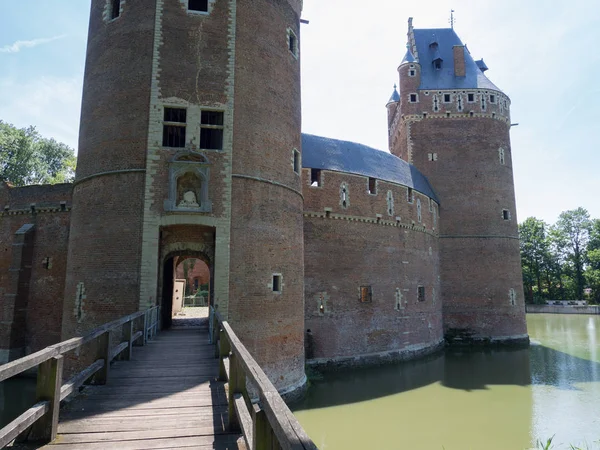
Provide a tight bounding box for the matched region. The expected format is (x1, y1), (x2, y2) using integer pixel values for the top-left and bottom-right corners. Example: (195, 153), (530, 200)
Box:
(0, 0), (599, 224)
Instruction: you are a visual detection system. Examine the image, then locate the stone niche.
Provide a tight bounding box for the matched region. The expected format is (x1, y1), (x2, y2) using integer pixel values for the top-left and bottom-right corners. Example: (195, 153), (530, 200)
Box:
(165, 151), (212, 213)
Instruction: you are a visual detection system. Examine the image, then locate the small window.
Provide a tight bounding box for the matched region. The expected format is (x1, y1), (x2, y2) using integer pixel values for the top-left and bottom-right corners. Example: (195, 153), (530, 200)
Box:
(340, 183), (349, 209)
(110, 0), (121, 19)
(443, 94), (451, 103)
(428, 153), (438, 161)
(418, 286), (425, 302)
(188, 0), (208, 12)
(272, 274), (282, 293)
(499, 147), (505, 165)
(368, 177), (377, 195)
(200, 111), (224, 150)
(490, 94), (496, 104)
(417, 198), (422, 223)
(310, 168), (321, 187)
(502, 209), (511, 220)
(433, 60), (442, 70)
(163, 107), (187, 147)
(467, 93), (475, 102)
(359, 286), (372, 303)
(292, 149), (300, 174)
(409, 94), (418, 103)
(408, 69), (416, 77)
(288, 29), (298, 58)
(386, 191), (394, 216)
(509, 288), (516, 306)
(429, 198), (433, 212)
(407, 187), (413, 203)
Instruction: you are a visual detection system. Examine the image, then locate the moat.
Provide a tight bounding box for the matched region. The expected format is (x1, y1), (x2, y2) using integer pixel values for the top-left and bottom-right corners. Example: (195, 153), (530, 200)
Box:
(2, 314), (599, 449)
(293, 314), (600, 449)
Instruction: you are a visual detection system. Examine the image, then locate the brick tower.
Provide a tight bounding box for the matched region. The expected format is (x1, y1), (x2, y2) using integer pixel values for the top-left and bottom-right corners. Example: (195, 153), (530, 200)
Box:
(63, 0), (306, 395)
(388, 18), (528, 345)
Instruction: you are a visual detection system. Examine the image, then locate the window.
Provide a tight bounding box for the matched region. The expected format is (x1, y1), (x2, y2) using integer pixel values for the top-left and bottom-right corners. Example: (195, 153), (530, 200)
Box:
(417, 198), (422, 223)
(428, 153), (438, 161)
(272, 274), (282, 293)
(340, 183), (349, 209)
(443, 94), (451, 103)
(467, 93), (475, 102)
(409, 94), (418, 103)
(288, 29), (298, 58)
(188, 0), (208, 12)
(359, 286), (372, 303)
(509, 288), (516, 306)
(418, 286), (425, 302)
(503, 209), (511, 220)
(163, 107), (187, 147)
(292, 149), (300, 174)
(200, 111), (224, 150)
(490, 94), (496, 104)
(433, 59), (442, 70)
(368, 177), (377, 194)
(386, 191), (394, 216)
(110, 0), (121, 19)
(429, 198), (433, 212)
(409, 69), (416, 77)
(499, 147), (505, 165)
(310, 168), (321, 187)
(407, 187), (413, 203)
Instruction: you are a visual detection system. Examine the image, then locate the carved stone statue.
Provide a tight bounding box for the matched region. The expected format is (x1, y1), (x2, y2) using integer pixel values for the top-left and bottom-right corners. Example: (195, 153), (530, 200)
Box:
(178, 190), (199, 207)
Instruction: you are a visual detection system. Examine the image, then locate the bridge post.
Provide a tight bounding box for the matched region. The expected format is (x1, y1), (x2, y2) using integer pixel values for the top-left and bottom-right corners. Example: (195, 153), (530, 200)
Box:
(94, 330), (111, 384)
(228, 353), (247, 432)
(29, 355), (63, 442)
(253, 404), (275, 450)
(218, 329), (230, 381)
(121, 320), (133, 360)
(143, 310), (148, 344)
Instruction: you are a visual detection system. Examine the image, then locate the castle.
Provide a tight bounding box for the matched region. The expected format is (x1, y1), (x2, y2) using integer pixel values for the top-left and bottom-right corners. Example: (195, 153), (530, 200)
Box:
(0, 1), (528, 397)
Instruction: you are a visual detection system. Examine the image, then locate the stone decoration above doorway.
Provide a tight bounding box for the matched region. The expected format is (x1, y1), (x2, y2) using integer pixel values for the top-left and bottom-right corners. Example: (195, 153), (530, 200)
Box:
(165, 151), (212, 213)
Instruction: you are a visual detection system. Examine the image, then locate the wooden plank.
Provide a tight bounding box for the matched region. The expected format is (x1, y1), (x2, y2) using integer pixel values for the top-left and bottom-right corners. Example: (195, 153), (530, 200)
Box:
(57, 423), (226, 438)
(60, 359), (104, 401)
(0, 401), (49, 448)
(46, 434), (242, 449)
(110, 341), (129, 362)
(30, 356), (63, 442)
(0, 347), (55, 382)
(93, 331), (110, 384)
(234, 394), (254, 450)
(131, 330), (143, 345)
(60, 405), (227, 420)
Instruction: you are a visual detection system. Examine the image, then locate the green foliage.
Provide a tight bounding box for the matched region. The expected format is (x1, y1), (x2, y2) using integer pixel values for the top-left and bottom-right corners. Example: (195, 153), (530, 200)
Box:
(520, 209), (599, 303)
(0, 120), (76, 186)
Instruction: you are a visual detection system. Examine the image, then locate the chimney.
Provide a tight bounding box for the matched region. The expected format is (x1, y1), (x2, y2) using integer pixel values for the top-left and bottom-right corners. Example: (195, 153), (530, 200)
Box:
(453, 45), (465, 77)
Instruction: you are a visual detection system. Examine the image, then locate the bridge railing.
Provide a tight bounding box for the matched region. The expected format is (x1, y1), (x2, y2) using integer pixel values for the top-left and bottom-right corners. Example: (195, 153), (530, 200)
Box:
(210, 307), (318, 450)
(0, 305), (161, 448)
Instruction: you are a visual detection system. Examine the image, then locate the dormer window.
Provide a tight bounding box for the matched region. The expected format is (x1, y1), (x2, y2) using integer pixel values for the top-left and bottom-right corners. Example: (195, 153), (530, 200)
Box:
(433, 59), (442, 70)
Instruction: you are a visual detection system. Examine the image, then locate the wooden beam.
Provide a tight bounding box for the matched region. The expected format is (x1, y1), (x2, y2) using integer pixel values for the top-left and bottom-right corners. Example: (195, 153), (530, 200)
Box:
(0, 401), (49, 448)
(29, 356), (63, 442)
(110, 341), (129, 362)
(234, 393), (254, 450)
(93, 331), (111, 385)
(60, 359), (105, 401)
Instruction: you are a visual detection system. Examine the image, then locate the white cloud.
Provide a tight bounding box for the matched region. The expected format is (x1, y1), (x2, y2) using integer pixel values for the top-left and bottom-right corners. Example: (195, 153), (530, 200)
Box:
(0, 35), (66, 53)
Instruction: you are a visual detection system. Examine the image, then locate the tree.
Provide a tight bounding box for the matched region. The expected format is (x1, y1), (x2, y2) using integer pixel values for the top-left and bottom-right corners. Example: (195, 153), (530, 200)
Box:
(585, 219), (600, 303)
(553, 208), (592, 300)
(519, 217), (548, 303)
(0, 121), (76, 186)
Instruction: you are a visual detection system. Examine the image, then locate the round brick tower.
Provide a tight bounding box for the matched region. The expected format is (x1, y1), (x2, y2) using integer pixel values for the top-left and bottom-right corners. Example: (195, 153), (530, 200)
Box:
(389, 19), (528, 345)
(62, 0), (156, 338)
(63, 0), (306, 395)
(228, 0), (307, 396)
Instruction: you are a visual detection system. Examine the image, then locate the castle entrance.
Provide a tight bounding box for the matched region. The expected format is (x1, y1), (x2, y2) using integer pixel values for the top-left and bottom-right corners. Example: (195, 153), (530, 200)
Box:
(158, 225), (215, 329)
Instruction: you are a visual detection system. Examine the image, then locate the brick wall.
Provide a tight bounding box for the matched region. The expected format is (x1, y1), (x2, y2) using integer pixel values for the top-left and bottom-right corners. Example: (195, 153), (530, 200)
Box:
(303, 170), (443, 363)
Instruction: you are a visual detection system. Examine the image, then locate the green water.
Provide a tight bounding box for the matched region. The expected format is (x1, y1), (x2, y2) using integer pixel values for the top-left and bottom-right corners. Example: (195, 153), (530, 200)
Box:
(293, 314), (600, 450)
(0, 376), (36, 428)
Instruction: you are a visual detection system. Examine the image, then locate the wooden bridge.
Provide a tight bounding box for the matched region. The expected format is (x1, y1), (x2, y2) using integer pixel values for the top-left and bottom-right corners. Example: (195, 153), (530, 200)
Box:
(0, 307), (317, 450)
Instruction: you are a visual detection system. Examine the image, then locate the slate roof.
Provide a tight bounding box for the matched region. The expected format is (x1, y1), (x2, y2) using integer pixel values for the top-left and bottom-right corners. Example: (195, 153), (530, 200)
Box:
(412, 28), (501, 91)
(400, 48), (416, 64)
(387, 86), (400, 104)
(302, 133), (439, 202)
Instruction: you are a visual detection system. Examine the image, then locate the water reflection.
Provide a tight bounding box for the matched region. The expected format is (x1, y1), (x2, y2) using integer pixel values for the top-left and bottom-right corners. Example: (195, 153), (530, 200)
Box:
(294, 314), (600, 449)
(0, 377), (36, 428)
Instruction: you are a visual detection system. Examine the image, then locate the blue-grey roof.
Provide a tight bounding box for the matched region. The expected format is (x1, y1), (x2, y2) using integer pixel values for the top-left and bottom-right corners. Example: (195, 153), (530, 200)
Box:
(400, 48), (416, 64)
(302, 133), (439, 202)
(412, 28), (501, 91)
(475, 58), (488, 72)
(387, 86), (400, 104)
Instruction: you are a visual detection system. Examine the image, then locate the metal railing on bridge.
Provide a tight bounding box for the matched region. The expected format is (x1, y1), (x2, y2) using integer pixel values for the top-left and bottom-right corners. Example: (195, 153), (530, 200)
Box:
(0, 305), (161, 448)
(211, 306), (318, 450)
